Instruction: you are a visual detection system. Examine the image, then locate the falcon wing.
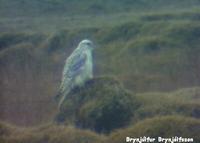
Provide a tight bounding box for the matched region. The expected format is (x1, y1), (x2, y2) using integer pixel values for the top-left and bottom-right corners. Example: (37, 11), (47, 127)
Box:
(55, 50), (87, 102)
(65, 51), (87, 78)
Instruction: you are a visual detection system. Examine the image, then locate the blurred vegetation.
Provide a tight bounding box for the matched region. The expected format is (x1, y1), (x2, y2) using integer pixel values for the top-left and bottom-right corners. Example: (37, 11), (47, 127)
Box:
(56, 77), (200, 133)
(0, 0), (200, 142)
(0, 116), (200, 143)
(56, 77), (140, 133)
(108, 116), (200, 143)
(0, 121), (104, 143)
(1, 0), (200, 17)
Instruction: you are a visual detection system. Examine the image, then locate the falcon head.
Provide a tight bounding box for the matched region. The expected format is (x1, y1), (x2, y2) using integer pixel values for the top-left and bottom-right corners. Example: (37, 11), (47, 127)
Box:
(78, 39), (94, 50)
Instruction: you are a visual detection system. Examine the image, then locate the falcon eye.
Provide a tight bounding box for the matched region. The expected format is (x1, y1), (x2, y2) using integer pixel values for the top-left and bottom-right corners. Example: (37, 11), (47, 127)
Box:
(86, 42), (91, 46)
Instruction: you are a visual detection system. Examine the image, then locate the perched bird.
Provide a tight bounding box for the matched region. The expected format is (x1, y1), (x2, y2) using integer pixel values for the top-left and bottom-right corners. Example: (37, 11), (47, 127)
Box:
(56, 39), (94, 109)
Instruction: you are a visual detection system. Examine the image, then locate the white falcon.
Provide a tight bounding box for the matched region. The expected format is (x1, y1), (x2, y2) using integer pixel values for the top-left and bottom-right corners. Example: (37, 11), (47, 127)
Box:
(56, 39), (94, 109)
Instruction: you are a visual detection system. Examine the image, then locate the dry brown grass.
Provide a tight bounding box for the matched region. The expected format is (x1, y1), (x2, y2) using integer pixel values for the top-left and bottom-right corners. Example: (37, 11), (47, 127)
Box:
(0, 122), (105, 143)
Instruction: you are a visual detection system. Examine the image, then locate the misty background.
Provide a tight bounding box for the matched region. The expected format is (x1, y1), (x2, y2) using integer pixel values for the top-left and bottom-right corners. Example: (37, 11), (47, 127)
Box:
(0, 0), (200, 142)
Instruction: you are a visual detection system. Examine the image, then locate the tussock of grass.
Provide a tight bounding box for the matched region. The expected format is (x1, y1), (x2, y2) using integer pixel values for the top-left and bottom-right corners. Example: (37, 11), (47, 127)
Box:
(56, 77), (140, 133)
(1, 116), (200, 143)
(0, 32), (45, 50)
(0, 122), (104, 143)
(108, 116), (200, 143)
(134, 87), (200, 121)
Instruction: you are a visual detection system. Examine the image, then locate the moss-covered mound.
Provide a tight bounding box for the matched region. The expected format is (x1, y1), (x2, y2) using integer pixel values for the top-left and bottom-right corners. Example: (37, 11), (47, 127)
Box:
(56, 77), (140, 133)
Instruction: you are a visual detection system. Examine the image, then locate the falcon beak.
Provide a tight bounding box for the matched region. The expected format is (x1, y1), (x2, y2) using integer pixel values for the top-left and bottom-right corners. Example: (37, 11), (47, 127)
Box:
(90, 43), (95, 50)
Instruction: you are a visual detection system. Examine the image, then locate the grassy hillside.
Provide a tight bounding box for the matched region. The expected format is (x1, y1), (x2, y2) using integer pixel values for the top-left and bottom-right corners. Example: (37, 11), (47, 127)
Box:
(1, 116), (200, 143)
(0, 121), (104, 143)
(1, 0), (200, 17)
(108, 116), (200, 143)
(0, 0), (200, 142)
(1, 7), (200, 125)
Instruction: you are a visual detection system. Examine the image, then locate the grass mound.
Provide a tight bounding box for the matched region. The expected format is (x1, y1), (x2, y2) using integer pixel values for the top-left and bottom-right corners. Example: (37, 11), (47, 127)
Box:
(108, 116), (200, 143)
(56, 77), (141, 133)
(0, 122), (104, 143)
(134, 87), (200, 122)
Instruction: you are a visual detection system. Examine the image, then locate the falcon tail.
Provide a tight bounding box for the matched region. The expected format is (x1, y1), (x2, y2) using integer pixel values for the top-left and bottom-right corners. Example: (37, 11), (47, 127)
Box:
(54, 91), (62, 103)
(54, 87), (71, 110)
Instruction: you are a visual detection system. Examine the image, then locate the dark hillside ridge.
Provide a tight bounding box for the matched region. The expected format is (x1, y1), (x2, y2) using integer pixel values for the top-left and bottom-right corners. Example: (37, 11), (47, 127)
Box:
(1, 0), (200, 17)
